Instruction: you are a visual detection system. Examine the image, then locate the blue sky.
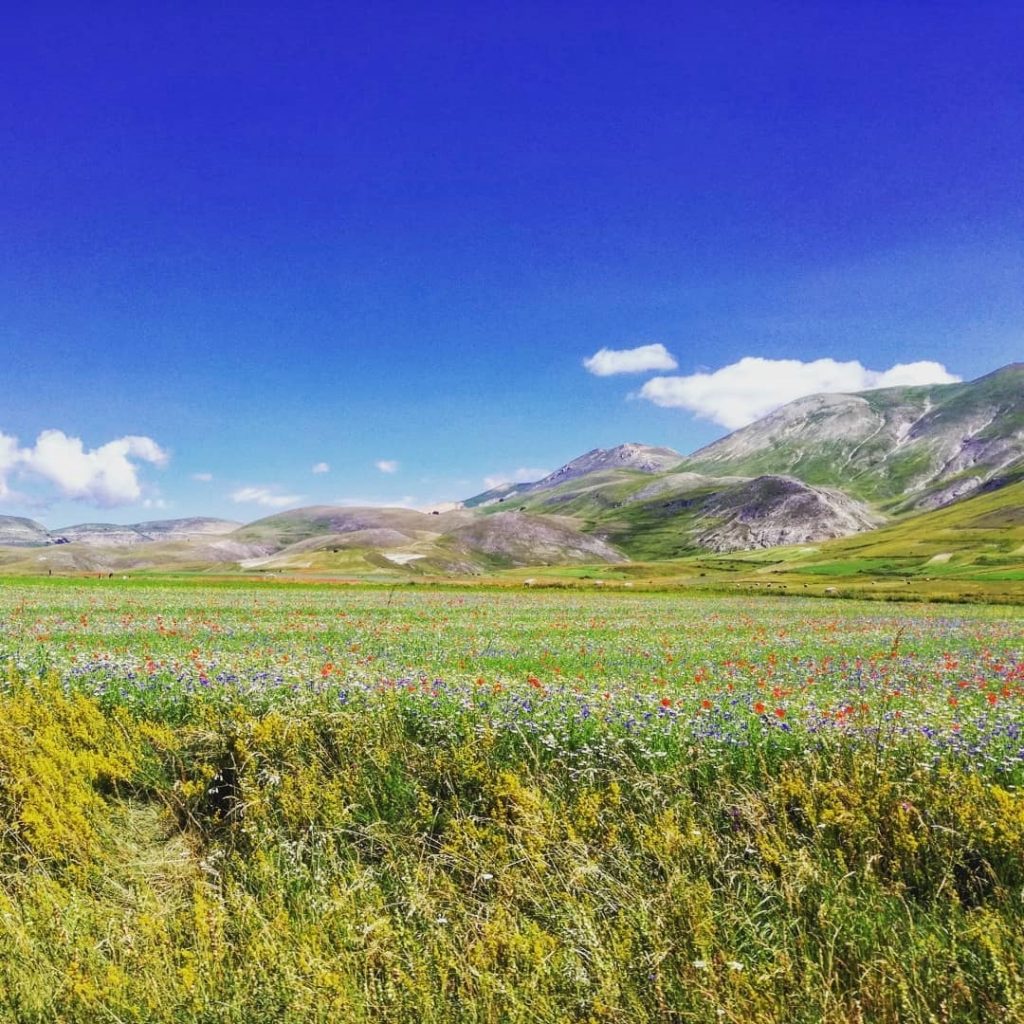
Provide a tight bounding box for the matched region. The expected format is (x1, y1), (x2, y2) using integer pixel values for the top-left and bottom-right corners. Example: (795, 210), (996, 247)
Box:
(1, 2), (1021, 525)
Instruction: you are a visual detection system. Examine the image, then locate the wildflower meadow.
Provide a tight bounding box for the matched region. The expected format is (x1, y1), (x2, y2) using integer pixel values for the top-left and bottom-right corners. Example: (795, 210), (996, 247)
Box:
(1, 578), (1022, 1022)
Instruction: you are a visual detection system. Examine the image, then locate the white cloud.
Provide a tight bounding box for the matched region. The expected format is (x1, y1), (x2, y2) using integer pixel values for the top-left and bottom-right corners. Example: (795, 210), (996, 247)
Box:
(637, 357), (960, 429)
(192, 472), (214, 483)
(230, 486), (303, 509)
(312, 462), (330, 474)
(375, 459), (399, 474)
(483, 467), (549, 490)
(583, 343), (678, 376)
(7, 430), (169, 507)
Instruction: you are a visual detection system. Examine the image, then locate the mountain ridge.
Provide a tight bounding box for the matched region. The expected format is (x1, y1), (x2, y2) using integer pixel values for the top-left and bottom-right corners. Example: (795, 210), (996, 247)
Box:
(1, 363), (1020, 574)
(680, 363), (1023, 510)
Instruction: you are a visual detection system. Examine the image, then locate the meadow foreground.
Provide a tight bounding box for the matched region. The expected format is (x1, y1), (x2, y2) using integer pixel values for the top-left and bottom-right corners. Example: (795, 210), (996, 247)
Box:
(0, 579), (1022, 1022)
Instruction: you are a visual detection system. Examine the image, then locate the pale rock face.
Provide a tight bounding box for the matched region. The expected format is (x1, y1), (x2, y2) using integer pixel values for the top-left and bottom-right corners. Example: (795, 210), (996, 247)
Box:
(688, 392), (915, 465)
(462, 443), (684, 509)
(692, 476), (883, 552)
(530, 444), (682, 491)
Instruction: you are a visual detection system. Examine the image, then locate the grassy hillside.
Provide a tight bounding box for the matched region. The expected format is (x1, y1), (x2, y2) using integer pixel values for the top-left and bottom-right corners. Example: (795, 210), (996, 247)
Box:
(771, 479), (1024, 577)
(498, 481), (1024, 603)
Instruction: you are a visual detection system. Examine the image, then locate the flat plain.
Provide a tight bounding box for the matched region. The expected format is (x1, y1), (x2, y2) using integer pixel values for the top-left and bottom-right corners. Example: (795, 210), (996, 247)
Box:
(1, 578), (1022, 1022)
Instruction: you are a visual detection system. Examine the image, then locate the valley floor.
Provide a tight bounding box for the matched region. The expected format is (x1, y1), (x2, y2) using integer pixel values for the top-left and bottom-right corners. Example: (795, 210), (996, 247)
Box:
(0, 580), (1022, 1022)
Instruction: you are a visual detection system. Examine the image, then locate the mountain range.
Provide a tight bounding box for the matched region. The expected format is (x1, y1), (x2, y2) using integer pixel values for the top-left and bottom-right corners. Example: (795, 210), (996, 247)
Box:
(1, 363), (1021, 577)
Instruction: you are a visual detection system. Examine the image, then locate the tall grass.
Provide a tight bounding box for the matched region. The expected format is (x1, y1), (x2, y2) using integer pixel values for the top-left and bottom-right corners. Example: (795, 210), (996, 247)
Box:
(2, 672), (1023, 1023)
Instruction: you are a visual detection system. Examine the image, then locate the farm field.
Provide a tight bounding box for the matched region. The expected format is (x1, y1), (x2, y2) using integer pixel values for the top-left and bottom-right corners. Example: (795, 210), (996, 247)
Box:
(1, 578), (1023, 1023)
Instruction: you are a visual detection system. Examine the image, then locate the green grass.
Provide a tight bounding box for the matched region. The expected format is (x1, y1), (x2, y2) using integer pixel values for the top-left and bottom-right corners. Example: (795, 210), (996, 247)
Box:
(788, 558), (914, 577)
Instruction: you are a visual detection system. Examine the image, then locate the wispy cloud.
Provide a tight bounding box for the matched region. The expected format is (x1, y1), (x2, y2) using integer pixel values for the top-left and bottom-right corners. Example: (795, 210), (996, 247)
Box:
(311, 462), (330, 474)
(583, 343), (678, 376)
(230, 486), (304, 509)
(191, 472), (213, 483)
(375, 459), (399, 474)
(637, 356), (960, 429)
(483, 467), (548, 490)
(0, 428), (168, 507)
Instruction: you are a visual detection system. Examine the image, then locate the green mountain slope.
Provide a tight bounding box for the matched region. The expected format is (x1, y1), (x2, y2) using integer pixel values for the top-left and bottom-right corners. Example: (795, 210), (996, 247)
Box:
(680, 364), (1024, 511)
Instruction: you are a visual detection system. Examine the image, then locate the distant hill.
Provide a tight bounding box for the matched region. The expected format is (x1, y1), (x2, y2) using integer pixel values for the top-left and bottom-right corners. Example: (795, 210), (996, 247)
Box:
(0, 516), (52, 547)
(230, 504), (626, 574)
(0, 515), (241, 548)
(52, 517), (242, 547)
(0, 505), (628, 576)
(0, 515), (247, 573)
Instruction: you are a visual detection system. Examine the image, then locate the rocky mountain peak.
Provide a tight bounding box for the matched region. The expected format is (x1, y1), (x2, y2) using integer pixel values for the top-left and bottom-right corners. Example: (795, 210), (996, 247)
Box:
(531, 443), (682, 489)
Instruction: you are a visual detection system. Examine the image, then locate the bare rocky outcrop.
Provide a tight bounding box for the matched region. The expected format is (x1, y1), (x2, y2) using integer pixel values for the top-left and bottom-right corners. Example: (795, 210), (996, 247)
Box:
(693, 476), (883, 552)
